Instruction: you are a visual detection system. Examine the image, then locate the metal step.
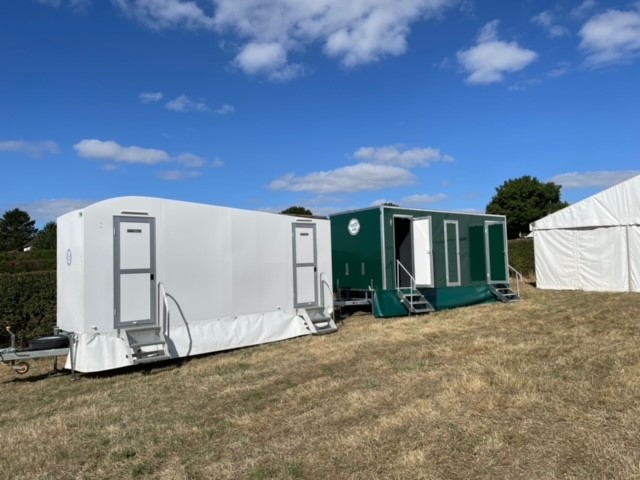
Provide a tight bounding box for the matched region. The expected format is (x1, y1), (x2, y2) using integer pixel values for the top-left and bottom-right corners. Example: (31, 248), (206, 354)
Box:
(122, 324), (161, 333)
(133, 354), (172, 365)
(129, 340), (165, 349)
(125, 325), (171, 365)
(304, 307), (338, 335)
(489, 284), (521, 303)
(397, 288), (435, 315)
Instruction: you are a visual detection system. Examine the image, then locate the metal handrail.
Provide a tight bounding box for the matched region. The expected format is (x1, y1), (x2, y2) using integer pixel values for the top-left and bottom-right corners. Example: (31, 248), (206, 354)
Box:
(508, 265), (523, 298)
(319, 272), (333, 312)
(396, 260), (417, 315)
(158, 282), (170, 335)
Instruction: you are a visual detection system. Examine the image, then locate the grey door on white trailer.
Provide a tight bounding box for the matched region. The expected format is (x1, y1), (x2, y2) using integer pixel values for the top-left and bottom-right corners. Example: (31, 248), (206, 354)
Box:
(114, 216), (156, 327)
(293, 224), (318, 307)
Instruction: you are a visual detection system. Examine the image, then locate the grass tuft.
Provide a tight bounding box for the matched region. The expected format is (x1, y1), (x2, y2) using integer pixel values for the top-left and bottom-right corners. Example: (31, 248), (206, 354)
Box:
(1, 284), (640, 479)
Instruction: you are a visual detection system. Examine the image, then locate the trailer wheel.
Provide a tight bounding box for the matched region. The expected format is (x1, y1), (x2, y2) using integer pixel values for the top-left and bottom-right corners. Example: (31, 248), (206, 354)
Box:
(14, 362), (29, 374)
(29, 335), (70, 351)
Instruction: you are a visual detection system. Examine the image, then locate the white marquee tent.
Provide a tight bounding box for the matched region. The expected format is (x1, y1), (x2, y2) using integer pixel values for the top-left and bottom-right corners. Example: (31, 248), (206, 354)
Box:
(530, 174), (640, 292)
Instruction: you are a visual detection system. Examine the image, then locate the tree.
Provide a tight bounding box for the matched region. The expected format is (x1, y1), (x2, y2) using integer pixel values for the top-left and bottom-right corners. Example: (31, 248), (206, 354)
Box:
(280, 206), (313, 216)
(0, 209), (37, 251)
(32, 221), (57, 250)
(486, 176), (568, 239)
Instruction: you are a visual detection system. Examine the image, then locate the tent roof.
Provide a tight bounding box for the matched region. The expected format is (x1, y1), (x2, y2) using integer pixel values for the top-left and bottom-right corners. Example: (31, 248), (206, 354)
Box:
(530, 174), (640, 231)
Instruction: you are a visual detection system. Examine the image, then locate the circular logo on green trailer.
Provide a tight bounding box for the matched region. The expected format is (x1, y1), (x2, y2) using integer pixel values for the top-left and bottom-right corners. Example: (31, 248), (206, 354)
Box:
(348, 218), (360, 236)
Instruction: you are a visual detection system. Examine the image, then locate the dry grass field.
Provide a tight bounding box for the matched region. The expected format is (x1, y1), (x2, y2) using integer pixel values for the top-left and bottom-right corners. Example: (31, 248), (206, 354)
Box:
(1, 283), (640, 479)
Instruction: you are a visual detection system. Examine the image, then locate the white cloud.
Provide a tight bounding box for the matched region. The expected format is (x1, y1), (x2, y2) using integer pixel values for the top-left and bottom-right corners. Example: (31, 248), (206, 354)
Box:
(212, 157), (224, 168)
(214, 103), (235, 115)
(549, 170), (640, 189)
(370, 193), (447, 206)
(354, 145), (454, 168)
(37, 0), (91, 10)
(0, 140), (60, 157)
(74, 139), (171, 164)
(113, 0), (455, 81)
(571, 0), (597, 20)
(139, 91), (164, 103)
(233, 42), (303, 81)
(401, 193), (448, 205)
(307, 195), (345, 206)
(18, 198), (92, 223)
(158, 170), (203, 181)
(269, 163), (416, 194)
(177, 152), (207, 167)
(532, 11), (570, 38)
(234, 42), (286, 74)
(112, 0), (216, 30)
(509, 61), (571, 91)
(457, 20), (538, 84)
(165, 94), (209, 112)
(579, 9), (640, 66)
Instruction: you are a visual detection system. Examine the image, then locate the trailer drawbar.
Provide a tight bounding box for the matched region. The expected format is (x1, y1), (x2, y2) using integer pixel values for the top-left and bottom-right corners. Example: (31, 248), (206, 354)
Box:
(0, 326), (77, 379)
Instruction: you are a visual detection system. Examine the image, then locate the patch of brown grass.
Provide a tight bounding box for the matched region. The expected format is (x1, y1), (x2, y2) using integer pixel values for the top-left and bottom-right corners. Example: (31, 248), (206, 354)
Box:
(1, 285), (640, 479)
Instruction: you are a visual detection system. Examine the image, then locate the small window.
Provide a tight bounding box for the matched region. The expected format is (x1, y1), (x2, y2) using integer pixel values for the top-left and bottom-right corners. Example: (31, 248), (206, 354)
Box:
(444, 220), (461, 286)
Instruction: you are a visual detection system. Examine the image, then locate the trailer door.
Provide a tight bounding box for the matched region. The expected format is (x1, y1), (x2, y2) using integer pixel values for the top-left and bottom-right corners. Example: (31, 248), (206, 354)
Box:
(412, 217), (434, 287)
(114, 216), (156, 327)
(485, 221), (508, 283)
(293, 224), (318, 307)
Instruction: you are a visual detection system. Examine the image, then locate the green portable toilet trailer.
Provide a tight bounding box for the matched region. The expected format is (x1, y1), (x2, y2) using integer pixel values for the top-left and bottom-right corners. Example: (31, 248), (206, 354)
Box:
(330, 206), (516, 317)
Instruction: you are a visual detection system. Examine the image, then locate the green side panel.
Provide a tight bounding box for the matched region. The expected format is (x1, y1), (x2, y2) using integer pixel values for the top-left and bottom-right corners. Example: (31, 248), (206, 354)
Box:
(373, 289), (409, 318)
(331, 209), (383, 290)
(445, 222), (460, 284)
(488, 223), (507, 282)
(468, 226), (486, 282)
(421, 285), (495, 310)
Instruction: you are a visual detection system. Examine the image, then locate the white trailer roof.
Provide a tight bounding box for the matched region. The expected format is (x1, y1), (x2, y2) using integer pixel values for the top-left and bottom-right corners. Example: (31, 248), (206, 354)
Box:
(530, 174), (640, 231)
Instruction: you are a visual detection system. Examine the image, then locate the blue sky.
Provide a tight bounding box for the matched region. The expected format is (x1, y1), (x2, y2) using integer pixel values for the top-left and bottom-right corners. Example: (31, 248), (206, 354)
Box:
(1, 0), (639, 224)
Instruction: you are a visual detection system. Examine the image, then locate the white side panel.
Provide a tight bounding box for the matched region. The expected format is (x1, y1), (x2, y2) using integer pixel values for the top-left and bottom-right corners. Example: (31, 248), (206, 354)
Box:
(83, 206), (119, 331)
(315, 220), (334, 316)
(412, 217), (433, 287)
(534, 229), (578, 290)
(629, 226), (640, 293)
(575, 226), (628, 292)
(66, 310), (312, 373)
(57, 210), (85, 332)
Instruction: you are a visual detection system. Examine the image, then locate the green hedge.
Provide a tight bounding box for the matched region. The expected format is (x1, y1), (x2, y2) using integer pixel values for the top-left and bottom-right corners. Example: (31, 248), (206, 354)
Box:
(0, 250), (56, 274)
(507, 238), (535, 276)
(0, 271), (57, 348)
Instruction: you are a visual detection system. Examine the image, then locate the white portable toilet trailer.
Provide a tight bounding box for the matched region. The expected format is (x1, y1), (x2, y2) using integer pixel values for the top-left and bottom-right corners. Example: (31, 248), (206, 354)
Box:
(57, 197), (336, 373)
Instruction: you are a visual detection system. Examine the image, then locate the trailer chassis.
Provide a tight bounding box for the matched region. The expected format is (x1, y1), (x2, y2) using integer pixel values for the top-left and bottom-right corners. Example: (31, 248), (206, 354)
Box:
(0, 327), (77, 380)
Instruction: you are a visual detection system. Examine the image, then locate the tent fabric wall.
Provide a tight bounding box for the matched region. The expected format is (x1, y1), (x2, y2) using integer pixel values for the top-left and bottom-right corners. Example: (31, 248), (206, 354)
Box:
(534, 229), (578, 290)
(630, 226), (640, 292)
(531, 174), (640, 293)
